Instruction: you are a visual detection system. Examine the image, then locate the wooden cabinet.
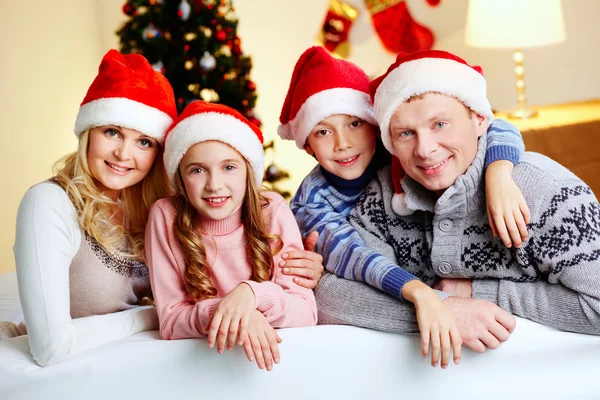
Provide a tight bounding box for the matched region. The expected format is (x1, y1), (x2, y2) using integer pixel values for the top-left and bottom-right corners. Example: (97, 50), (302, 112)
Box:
(495, 99), (600, 196)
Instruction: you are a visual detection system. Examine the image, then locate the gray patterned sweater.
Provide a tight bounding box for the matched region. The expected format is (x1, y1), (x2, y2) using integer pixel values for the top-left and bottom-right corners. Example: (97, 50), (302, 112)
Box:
(315, 134), (600, 335)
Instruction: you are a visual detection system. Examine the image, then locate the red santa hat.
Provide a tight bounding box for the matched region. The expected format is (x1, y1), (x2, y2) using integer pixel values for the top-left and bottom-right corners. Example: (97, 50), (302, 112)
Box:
(74, 49), (177, 144)
(369, 50), (494, 215)
(278, 46), (378, 149)
(369, 49), (494, 155)
(164, 101), (264, 186)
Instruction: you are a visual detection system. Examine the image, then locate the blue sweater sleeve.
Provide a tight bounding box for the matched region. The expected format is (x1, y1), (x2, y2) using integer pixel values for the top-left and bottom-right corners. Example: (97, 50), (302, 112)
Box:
(291, 170), (417, 300)
(484, 118), (525, 168)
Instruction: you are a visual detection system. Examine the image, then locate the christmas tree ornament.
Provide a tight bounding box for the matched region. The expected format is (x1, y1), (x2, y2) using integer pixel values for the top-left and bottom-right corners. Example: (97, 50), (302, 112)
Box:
(184, 32), (197, 41)
(364, 0), (437, 53)
(225, 10), (236, 21)
(151, 60), (164, 72)
(184, 60), (194, 70)
(122, 3), (136, 16)
(199, 26), (212, 37)
(200, 88), (220, 102)
(191, 0), (203, 12)
(178, 0), (191, 20)
(142, 24), (160, 41)
(218, 44), (231, 57)
(216, 30), (227, 42)
(199, 52), (217, 71)
(317, 0), (358, 59)
(246, 80), (256, 91)
(137, 6), (148, 15)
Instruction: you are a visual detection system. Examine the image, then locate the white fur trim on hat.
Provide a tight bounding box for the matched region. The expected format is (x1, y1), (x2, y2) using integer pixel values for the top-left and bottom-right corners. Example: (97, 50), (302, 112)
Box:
(164, 112), (264, 186)
(391, 192), (413, 216)
(374, 57), (494, 155)
(277, 88), (378, 149)
(74, 97), (174, 144)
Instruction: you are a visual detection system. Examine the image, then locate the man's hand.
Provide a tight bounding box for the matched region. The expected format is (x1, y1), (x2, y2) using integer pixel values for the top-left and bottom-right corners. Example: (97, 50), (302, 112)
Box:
(280, 231), (324, 289)
(443, 296), (516, 353)
(434, 278), (472, 298)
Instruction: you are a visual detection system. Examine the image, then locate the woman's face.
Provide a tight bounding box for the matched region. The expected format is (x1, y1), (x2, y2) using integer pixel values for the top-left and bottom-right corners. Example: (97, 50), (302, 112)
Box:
(87, 125), (160, 200)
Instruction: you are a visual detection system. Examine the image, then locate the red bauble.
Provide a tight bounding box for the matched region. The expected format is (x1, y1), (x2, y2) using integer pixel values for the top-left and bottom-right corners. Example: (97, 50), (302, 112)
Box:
(232, 44), (242, 56)
(216, 30), (227, 41)
(427, 0), (441, 5)
(122, 3), (135, 15)
(247, 81), (256, 91)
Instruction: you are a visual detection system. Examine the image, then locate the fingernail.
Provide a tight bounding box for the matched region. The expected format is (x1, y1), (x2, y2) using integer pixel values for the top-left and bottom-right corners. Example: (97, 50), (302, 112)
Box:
(283, 267), (289, 273)
(293, 277), (298, 282)
(282, 253), (288, 259)
(275, 358), (280, 364)
(279, 261), (285, 267)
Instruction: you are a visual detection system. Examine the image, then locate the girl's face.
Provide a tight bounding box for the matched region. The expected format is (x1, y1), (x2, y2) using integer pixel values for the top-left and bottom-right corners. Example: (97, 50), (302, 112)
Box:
(87, 126), (160, 200)
(179, 140), (248, 220)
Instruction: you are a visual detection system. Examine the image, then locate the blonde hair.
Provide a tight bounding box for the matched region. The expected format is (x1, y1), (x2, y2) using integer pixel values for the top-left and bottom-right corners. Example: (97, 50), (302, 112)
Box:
(53, 129), (171, 262)
(173, 158), (283, 302)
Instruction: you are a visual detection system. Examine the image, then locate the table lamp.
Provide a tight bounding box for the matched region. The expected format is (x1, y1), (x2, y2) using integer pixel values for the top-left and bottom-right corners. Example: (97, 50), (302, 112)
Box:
(465, 0), (566, 119)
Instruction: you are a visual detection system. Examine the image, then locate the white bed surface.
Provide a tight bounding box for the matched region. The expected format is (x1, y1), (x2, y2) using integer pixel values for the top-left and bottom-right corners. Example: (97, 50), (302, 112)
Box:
(1, 270), (600, 400)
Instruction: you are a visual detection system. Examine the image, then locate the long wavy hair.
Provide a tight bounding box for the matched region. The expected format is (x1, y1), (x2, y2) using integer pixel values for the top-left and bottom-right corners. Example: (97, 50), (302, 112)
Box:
(53, 129), (171, 262)
(173, 158), (283, 302)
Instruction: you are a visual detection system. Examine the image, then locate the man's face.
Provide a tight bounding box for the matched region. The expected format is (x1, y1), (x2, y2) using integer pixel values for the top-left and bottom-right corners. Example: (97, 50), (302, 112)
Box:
(304, 114), (378, 180)
(389, 93), (487, 195)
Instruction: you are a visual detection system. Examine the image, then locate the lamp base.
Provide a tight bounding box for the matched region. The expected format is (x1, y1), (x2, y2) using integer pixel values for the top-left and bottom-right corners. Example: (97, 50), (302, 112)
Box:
(508, 107), (539, 119)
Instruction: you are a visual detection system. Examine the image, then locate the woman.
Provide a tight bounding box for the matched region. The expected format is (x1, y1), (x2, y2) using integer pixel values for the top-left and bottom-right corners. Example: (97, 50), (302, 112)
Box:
(13, 50), (177, 366)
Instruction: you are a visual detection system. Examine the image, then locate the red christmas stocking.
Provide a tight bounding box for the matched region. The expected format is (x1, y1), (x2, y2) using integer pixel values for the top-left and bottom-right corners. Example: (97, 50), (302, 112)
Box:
(317, 0), (359, 58)
(365, 0), (438, 53)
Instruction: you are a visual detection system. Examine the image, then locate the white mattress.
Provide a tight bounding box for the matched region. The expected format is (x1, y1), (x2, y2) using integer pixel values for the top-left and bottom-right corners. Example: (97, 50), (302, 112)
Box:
(1, 270), (600, 400)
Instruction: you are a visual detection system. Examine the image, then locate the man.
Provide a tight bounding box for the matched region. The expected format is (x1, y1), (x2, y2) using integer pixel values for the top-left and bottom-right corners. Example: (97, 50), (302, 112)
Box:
(315, 50), (600, 350)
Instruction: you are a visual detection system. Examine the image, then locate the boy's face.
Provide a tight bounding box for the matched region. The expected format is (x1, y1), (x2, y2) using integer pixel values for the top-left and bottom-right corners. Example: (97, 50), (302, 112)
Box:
(389, 93), (487, 195)
(304, 114), (377, 180)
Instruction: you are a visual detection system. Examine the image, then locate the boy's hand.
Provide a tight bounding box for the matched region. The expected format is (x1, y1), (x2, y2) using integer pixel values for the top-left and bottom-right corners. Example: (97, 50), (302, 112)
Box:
(207, 283), (256, 353)
(403, 280), (462, 369)
(485, 160), (531, 248)
(280, 231), (324, 289)
(241, 310), (283, 371)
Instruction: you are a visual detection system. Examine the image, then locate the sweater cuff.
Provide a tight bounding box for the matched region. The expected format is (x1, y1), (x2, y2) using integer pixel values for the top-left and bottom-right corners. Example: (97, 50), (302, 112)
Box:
(381, 268), (418, 301)
(484, 146), (521, 168)
(242, 281), (277, 313)
(472, 279), (500, 303)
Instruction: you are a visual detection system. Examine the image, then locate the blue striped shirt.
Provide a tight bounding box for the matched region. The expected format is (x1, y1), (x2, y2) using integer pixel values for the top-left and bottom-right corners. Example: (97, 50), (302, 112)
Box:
(291, 118), (525, 300)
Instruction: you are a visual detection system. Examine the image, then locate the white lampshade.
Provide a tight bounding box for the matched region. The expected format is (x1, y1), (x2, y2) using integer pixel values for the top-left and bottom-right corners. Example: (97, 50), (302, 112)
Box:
(465, 0), (566, 49)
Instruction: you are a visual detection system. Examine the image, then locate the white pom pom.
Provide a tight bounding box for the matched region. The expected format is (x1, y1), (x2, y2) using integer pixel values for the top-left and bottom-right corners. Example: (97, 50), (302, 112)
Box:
(392, 192), (414, 216)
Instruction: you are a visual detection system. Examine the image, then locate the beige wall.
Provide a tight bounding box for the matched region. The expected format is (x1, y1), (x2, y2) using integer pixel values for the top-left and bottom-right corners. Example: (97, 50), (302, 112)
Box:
(1, 0), (598, 274)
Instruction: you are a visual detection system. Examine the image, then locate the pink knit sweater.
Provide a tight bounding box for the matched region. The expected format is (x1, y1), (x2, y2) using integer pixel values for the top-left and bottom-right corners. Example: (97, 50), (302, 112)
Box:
(145, 192), (317, 340)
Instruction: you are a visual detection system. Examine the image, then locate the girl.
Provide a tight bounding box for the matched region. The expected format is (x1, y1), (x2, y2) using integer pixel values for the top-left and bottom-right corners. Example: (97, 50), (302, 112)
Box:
(146, 101), (318, 371)
(13, 50), (177, 366)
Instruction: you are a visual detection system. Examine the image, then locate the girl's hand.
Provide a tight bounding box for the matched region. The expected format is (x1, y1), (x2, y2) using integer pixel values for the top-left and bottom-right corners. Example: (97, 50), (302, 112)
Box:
(403, 280), (462, 369)
(280, 231), (324, 289)
(241, 310), (283, 371)
(485, 160), (531, 248)
(207, 283), (256, 353)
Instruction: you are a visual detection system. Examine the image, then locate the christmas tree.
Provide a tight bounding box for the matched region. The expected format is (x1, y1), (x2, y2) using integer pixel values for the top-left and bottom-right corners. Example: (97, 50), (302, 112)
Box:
(117, 0), (260, 126)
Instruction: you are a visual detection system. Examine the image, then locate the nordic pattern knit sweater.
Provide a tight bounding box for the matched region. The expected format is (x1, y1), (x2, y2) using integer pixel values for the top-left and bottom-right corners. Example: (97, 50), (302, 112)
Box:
(316, 133), (600, 335)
